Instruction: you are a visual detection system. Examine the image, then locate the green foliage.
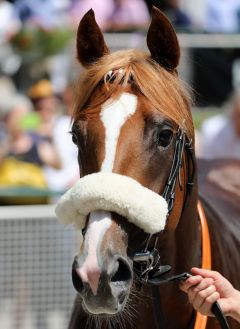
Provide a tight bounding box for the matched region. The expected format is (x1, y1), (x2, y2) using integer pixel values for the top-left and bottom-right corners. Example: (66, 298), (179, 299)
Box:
(192, 108), (221, 129)
(11, 27), (74, 60)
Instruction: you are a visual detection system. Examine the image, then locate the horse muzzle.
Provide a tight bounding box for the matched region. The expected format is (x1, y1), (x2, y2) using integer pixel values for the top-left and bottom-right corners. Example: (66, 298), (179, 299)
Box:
(72, 255), (133, 315)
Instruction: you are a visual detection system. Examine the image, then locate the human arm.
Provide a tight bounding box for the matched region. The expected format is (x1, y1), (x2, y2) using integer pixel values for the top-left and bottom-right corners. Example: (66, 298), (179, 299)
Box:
(37, 141), (61, 169)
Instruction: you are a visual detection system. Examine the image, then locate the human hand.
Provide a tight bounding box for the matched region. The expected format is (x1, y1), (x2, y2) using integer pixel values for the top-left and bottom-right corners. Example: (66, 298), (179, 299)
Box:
(179, 267), (240, 321)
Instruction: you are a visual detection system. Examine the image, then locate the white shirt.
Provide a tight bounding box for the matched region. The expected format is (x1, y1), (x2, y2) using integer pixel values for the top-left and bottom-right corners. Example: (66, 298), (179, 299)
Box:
(44, 116), (79, 191)
(0, 2), (21, 43)
(199, 115), (240, 159)
(204, 0), (240, 33)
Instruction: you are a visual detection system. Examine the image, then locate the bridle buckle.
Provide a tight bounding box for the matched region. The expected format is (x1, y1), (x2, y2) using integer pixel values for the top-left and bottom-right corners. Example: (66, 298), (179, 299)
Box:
(133, 248), (162, 287)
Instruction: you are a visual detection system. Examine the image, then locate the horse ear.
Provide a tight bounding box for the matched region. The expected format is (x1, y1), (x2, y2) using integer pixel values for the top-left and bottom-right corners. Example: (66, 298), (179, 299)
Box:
(147, 6), (180, 70)
(76, 9), (109, 67)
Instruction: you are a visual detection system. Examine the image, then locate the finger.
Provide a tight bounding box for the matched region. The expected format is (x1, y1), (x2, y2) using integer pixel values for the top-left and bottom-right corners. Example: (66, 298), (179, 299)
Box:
(191, 268), (221, 281)
(204, 292), (220, 314)
(179, 276), (202, 293)
(192, 278), (214, 293)
(217, 299), (232, 316)
(197, 292), (220, 316)
(188, 288), (198, 304)
(188, 279), (214, 305)
(192, 285), (216, 311)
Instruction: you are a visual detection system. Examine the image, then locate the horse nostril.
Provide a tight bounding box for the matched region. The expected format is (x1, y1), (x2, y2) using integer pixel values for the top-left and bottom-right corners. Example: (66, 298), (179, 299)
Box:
(111, 259), (132, 283)
(118, 291), (126, 304)
(72, 269), (84, 293)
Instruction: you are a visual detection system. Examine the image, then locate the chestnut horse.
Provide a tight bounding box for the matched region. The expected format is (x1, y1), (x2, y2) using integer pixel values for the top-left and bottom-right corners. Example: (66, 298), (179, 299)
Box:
(62, 7), (240, 329)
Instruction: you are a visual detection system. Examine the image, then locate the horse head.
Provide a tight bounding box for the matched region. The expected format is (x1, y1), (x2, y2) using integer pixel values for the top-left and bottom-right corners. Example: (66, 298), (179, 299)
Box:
(56, 7), (197, 320)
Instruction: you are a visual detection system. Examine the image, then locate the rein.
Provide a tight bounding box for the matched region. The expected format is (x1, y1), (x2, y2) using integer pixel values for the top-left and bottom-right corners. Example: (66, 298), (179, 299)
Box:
(133, 128), (230, 329)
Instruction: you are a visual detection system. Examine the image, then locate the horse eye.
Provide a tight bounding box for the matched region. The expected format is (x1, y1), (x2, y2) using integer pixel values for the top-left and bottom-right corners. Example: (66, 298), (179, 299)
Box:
(71, 132), (78, 145)
(157, 129), (173, 147)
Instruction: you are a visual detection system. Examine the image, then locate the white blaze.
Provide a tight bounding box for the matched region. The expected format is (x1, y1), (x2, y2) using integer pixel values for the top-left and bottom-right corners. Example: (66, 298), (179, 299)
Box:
(100, 92), (138, 172)
(79, 92), (138, 295)
(78, 210), (112, 295)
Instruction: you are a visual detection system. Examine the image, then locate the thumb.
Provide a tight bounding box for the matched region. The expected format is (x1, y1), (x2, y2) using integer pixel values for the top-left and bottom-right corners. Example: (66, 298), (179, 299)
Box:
(217, 299), (232, 316)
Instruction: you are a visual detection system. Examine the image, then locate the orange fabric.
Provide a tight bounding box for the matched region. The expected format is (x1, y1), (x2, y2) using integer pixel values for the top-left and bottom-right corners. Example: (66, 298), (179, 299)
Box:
(193, 201), (212, 329)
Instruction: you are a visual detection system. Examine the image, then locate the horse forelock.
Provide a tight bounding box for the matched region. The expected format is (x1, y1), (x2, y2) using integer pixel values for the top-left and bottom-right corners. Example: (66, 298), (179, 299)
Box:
(73, 49), (194, 140)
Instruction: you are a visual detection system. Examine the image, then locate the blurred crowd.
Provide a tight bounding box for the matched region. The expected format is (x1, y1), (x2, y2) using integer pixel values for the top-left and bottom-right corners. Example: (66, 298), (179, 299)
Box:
(1, 0), (240, 34)
(0, 0), (150, 34)
(0, 78), (79, 197)
(196, 92), (240, 159)
(0, 0), (240, 204)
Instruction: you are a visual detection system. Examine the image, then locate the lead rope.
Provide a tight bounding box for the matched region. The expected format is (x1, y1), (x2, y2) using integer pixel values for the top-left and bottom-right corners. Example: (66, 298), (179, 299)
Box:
(196, 201), (230, 329)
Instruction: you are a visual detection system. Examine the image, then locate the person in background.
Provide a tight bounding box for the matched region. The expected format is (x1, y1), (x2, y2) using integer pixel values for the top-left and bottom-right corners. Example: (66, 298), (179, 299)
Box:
(14, 0), (60, 28)
(159, 0), (192, 29)
(204, 0), (240, 33)
(29, 80), (79, 191)
(51, 82), (79, 191)
(0, 94), (49, 199)
(0, 0), (21, 43)
(69, 0), (149, 31)
(69, 0), (113, 29)
(0, 1), (21, 75)
(1, 93), (60, 169)
(180, 267), (240, 323)
(0, 75), (16, 116)
(0, 76), (16, 162)
(28, 79), (60, 139)
(0, 121), (8, 163)
(28, 79), (74, 191)
(106, 0), (150, 31)
(198, 92), (240, 159)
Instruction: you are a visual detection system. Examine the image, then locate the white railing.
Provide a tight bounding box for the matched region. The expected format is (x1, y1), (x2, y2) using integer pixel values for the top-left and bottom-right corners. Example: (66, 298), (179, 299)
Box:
(0, 205), (78, 329)
(104, 33), (240, 49)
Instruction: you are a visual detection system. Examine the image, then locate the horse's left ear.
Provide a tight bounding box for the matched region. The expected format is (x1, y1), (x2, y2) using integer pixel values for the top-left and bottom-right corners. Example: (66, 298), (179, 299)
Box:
(147, 6), (180, 70)
(76, 9), (109, 67)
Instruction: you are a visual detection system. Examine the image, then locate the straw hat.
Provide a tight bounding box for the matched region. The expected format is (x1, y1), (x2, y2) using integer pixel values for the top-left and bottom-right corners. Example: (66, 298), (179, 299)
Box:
(28, 79), (54, 100)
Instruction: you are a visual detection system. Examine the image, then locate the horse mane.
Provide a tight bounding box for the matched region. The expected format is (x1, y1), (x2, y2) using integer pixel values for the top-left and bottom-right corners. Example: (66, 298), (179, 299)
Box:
(73, 49), (194, 139)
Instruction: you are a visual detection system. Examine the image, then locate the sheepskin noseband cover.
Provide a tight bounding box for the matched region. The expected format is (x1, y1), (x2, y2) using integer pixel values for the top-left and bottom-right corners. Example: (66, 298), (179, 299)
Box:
(55, 172), (168, 234)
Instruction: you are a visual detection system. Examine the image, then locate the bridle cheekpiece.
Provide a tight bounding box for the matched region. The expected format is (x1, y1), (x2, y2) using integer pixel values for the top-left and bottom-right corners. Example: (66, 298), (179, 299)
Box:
(133, 127), (195, 288)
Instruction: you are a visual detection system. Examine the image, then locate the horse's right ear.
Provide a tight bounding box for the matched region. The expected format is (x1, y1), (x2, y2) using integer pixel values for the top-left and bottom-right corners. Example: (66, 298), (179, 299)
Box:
(147, 6), (180, 70)
(76, 9), (109, 67)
